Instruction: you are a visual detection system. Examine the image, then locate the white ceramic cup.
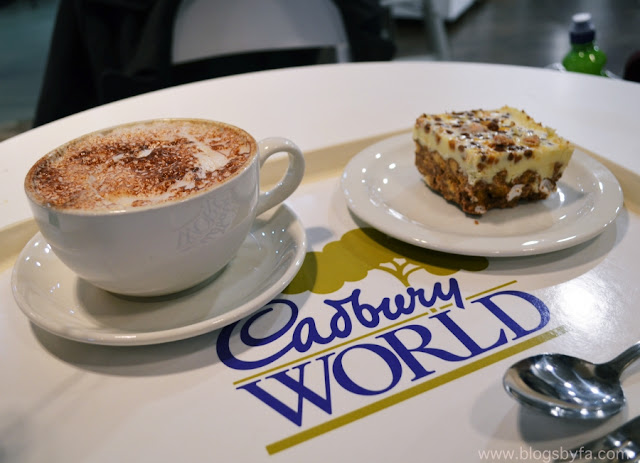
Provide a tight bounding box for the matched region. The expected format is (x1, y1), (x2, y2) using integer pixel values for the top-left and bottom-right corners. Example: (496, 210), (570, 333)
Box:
(24, 119), (305, 297)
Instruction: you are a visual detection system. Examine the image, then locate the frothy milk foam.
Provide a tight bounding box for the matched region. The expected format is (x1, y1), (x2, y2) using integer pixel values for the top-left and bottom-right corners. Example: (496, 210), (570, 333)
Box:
(25, 120), (256, 212)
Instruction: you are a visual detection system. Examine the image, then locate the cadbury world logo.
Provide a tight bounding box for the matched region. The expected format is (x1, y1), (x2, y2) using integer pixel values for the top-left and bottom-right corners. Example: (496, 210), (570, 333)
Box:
(216, 228), (558, 455)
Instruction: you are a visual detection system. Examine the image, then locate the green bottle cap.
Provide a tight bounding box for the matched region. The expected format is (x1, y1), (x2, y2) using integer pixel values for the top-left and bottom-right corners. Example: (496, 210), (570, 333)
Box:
(570, 12), (596, 44)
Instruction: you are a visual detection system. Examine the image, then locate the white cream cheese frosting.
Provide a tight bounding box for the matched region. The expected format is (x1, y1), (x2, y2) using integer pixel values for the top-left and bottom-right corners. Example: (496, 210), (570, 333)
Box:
(412, 106), (574, 187)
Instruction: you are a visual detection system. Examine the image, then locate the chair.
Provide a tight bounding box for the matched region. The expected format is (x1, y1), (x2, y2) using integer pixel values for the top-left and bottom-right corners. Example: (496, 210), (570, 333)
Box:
(171, 0), (351, 66)
(382, 0), (453, 60)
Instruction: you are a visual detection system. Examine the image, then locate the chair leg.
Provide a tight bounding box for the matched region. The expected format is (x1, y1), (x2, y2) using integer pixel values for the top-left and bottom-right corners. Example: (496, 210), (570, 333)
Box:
(422, 0), (451, 60)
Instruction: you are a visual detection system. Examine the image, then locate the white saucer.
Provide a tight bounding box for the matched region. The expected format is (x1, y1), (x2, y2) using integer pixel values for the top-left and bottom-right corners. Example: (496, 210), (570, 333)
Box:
(341, 134), (623, 257)
(11, 205), (306, 346)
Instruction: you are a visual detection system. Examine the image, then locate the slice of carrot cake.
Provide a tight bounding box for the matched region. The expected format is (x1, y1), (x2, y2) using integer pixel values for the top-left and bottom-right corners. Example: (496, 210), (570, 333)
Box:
(413, 106), (574, 215)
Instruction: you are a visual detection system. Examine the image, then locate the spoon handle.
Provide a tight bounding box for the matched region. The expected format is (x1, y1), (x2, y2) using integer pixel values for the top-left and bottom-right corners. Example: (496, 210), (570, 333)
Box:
(554, 415), (640, 462)
(604, 341), (640, 377)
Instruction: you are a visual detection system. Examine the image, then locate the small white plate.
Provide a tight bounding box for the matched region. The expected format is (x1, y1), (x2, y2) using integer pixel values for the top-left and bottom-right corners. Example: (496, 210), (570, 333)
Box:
(11, 205), (306, 346)
(341, 134), (623, 257)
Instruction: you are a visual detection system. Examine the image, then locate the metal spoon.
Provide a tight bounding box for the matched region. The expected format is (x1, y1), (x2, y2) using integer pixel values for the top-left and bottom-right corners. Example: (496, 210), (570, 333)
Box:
(503, 342), (640, 419)
(554, 415), (640, 462)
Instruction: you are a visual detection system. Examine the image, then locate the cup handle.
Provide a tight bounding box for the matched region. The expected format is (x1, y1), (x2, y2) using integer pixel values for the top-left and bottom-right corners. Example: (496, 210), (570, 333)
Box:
(256, 137), (305, 216)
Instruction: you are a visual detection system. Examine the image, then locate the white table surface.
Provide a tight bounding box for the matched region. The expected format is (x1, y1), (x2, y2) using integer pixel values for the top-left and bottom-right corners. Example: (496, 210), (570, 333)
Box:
(2, 61), (638, 230)
(2, 61), (640, 462)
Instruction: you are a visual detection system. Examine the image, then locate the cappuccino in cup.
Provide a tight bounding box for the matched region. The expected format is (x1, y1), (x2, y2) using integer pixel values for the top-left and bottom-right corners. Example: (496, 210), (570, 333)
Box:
(25, 119), (305, 296)
(26, 119), (255, 212)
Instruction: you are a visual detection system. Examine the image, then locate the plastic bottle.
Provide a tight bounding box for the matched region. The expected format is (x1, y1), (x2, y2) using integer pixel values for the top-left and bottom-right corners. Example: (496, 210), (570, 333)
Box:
(562, 12), (607, 76)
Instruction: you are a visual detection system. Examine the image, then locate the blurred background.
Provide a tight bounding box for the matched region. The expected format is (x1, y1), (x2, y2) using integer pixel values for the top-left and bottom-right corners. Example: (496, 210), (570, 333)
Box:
(1, 0), (639, 141)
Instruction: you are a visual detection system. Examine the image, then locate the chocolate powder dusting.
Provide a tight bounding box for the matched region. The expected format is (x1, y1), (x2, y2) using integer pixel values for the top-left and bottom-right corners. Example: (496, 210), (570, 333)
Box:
(26, 120), (256, 211)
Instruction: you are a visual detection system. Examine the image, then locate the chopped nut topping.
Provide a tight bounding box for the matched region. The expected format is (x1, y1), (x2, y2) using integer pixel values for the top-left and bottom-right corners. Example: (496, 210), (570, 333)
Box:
(466, 122), (486, 134)
(523, 134), (541, 147)
(493, 133), (515, 146)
